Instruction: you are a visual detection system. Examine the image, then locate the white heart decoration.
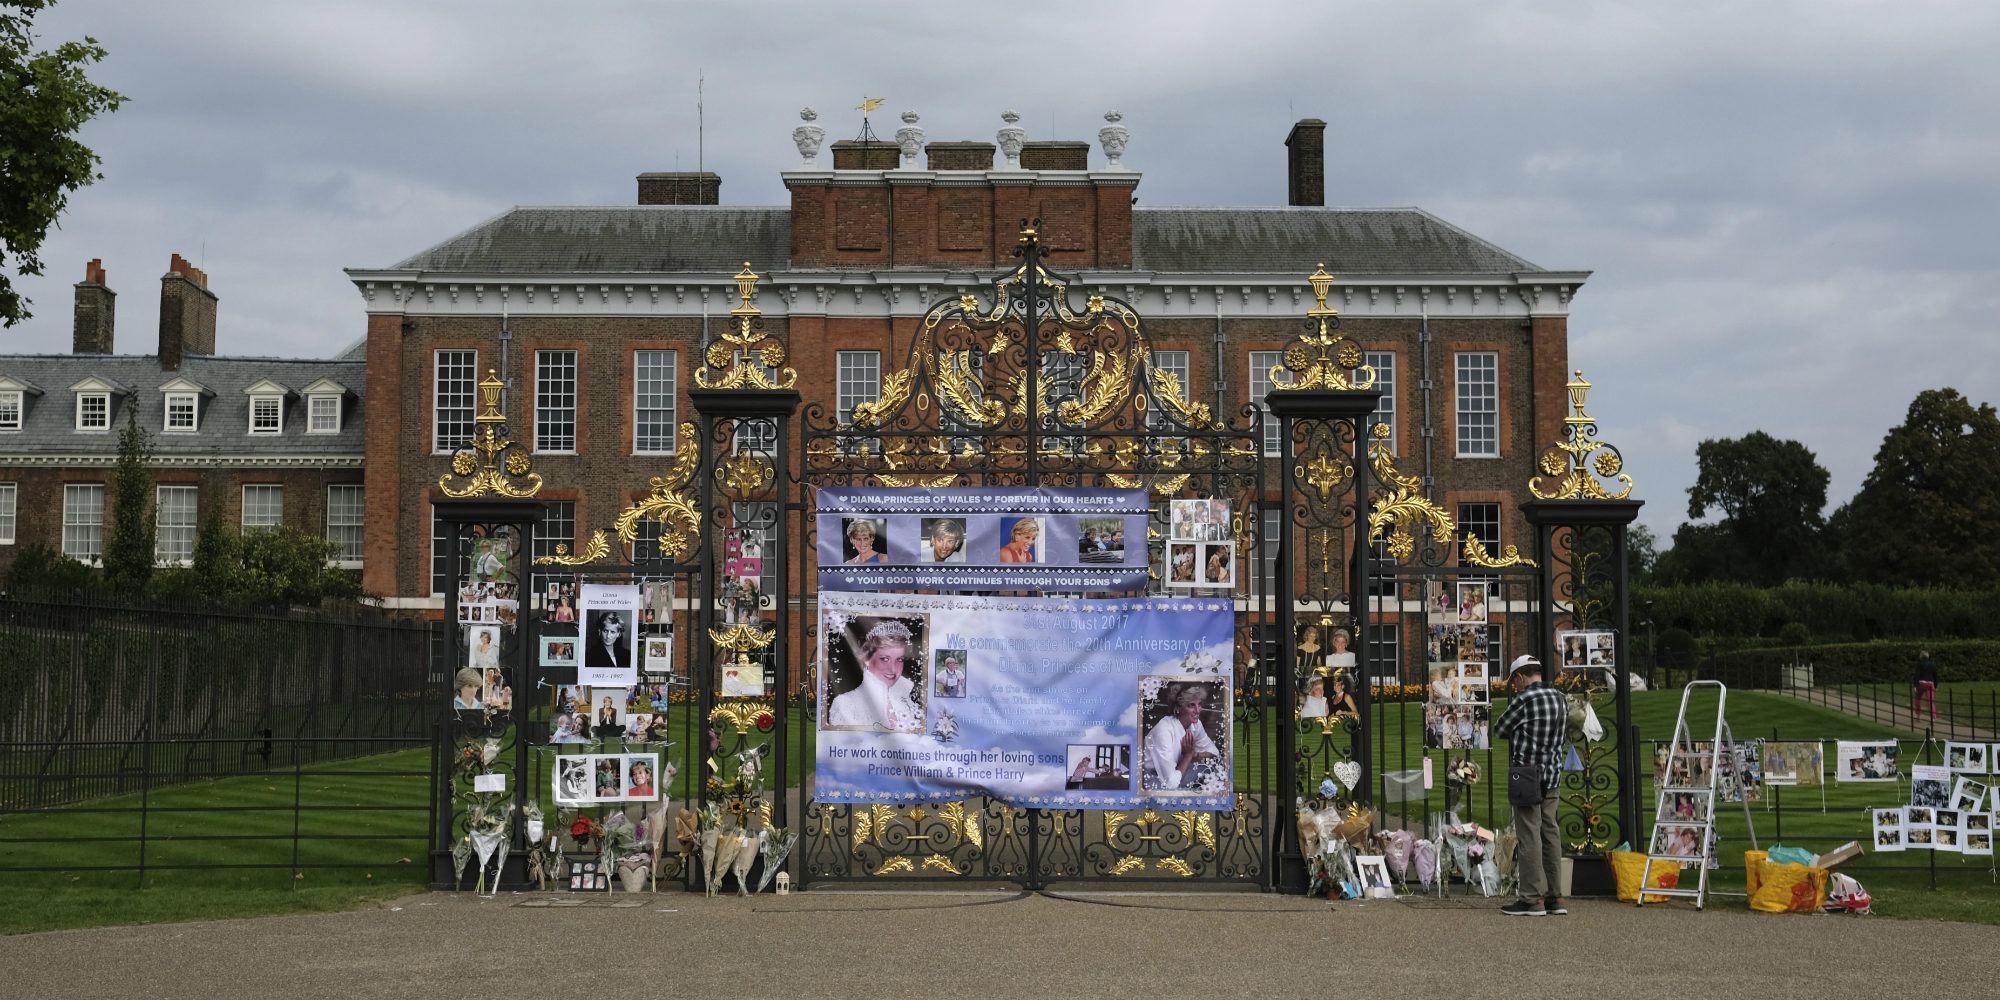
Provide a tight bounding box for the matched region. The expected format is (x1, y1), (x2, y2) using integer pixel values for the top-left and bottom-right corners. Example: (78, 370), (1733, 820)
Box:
(1333, 761), (1362, 792)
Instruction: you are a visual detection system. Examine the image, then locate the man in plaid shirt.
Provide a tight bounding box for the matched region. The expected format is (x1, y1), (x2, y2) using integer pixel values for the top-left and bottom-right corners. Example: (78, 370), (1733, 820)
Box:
(1495, 654), (1569, 916)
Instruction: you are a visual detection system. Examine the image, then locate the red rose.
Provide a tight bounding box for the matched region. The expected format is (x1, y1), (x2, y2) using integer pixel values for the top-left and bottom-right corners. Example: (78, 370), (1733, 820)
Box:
(570, 817), (591, 837)
(756, 713), (775, 731)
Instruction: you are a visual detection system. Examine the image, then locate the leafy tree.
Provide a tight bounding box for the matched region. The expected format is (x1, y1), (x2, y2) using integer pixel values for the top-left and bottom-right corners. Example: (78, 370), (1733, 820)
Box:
(1840, 388), (2000, 587)
(1659, 431), (1830, 585)
(154, 512), (360, 607)
(1627, 523), (1659, 583)
(0, 1), (126, 326)
(101, 406), (154, 590)
(2, 541), (94, 592)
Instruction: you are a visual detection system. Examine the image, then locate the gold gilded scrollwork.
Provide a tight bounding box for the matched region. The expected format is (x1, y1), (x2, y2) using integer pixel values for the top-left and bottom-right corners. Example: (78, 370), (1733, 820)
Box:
(1108, 856), (1145, 876)
(608, 422), (702, 557)
(706, 700), (772, 736)
(1296, 451), (1350, 502)
(714, 451), (774, 494)
(438, 369), (543, 498)
(871, 857), (914, 876)
(920, 854), (962, 875)
(1529, 370), (1635, 501)
(1149, 366), (1212, 428)
(850, 367), (913, 428)
(1055, 346), (1135, 426)
(1463, 533), (1539, 569)
(1366, 430), (1455, 562)
(1269, 265), (1377, 392)
(1156, 858), (1196, 877)
(694, 263), (798, 389)
(532, 530), (611, 566)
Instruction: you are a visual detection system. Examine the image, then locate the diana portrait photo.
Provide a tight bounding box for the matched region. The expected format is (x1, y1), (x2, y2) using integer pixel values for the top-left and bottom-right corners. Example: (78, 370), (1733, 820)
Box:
(1139, 678), (1231, 794)
(842, 517), (889, 564)
(920, 517), (967, 563)
(584, 607), (635, 677)
(822, 614), (928, 733)
(998, 516), (1042, 563)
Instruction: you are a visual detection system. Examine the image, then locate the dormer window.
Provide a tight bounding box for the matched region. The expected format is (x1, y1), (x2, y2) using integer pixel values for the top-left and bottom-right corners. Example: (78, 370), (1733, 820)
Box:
(165, 393), (198, 431)
(308, 395), (340, 433)
(157, 376), (211, 434)
(243, 379), (293, 436)
(0, 391), (19, 431)
(250, 395), (282, 433)
(77, 392), (110, 430)
(69, 376), (125, 432)
(300, 377), (350, 435)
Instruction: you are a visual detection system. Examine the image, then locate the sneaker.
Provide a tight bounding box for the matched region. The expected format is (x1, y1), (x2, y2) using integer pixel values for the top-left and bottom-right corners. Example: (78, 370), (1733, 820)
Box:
(1544, 897), (1569, 915)
(1501, 899), (1546, 917)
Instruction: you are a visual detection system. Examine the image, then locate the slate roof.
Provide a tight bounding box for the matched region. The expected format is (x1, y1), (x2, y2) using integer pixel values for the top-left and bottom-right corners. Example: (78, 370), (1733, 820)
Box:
(0, 354), (366, 457)
(1130, 207), (1545, 275)
(390, 206), (792, 274)
(380, 205), (1547, 277)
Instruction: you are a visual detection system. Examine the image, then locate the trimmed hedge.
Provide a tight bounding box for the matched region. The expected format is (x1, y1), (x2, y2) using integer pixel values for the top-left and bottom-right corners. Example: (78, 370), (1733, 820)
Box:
(1714, 640), (2000, 687)
(1637, 582), (1999, 642)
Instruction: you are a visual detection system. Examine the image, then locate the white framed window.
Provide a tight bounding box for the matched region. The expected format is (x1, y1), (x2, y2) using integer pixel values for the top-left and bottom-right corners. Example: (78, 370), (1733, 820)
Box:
(1457, 501), (1502, 582)
(165, 392), (198, 432)
(836, 351), (880, 424)
(0, 390), (23, 430)
(535, 349), (577, 453)
(326, 484), (364, 565)
(534, 500), (576, 564)
(434, 349), (477, 453)
(308, 395), (341, 433)
(63, 483), (104, 562)
(249, 395), (282, 434)
(1148, 350), (1191, 432)
(633, 350), (677, 454)
(1365, 350), (1396, 450)
(76, 392), (110, 431)
(1456, 351), (1499, 457)
(242, 484), (283, 531)
(430, 515), (451, 597)
(0, 482), (15, 543)
(1249, 350), (1289, 456)
(155, 485), (197, 565)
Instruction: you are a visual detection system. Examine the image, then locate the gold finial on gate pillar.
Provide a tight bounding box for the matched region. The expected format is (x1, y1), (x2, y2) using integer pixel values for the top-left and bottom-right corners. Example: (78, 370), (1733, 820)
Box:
(438, 368), (542, 498)
(1528, 369), (1634, 501)
(1271, 264), (1375, 391)
(696, 263), (798, 389)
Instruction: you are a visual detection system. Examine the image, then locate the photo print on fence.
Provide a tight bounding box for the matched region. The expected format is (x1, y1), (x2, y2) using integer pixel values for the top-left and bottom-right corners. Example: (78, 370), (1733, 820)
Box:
(1946, 741), (1988, 774)
(1557, 629), (1617, 670)
(1077, 516), (1127, 564)
(1455, 581), (1489, 624)
(643, 635), (675, 676)
(1762, 741), (1824, 786)
(1874, 808), (1905, 851)
(544, 580), (578, 625)
(1952, 776), (1989, 812)
(1659, 789), (1714, 823)
(550, 685), (587, 743)
(1911, 764), (1952, 808)
(541, 636), (577, 668)
(1066, 744), (1133, 791)
(1837, 740), (1900, 781)
(552, 752), (662, 805)
(815, 487), (1151, 593)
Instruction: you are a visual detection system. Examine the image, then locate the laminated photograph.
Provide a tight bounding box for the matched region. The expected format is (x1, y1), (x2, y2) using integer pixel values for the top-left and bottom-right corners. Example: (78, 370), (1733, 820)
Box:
(1455, 581), (1489, 624)
(1557, 630), (1589, 670)
(1872, 807), (1904, 852)
(578, 583), (640, 686)
(1761, 741), (1823, 787)
(1951, 776), (1989, 813)
(1945, 741), (1988, 774)
(1911, 764), (1952, 809)
(1835, 740), (1899, 782)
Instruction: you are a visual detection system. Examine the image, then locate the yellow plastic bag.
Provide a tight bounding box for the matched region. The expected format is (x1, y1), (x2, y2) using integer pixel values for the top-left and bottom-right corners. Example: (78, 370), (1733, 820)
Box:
(1610, 850), (1680, 903)
(1744, 850), (1768, 896)
(1749, 859), (1828, 914)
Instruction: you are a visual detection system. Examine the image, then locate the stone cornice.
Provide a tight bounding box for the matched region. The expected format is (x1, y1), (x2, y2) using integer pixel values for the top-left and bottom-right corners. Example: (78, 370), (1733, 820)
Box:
(0, 453), (365, 469)
(347, 268), (1588, 321)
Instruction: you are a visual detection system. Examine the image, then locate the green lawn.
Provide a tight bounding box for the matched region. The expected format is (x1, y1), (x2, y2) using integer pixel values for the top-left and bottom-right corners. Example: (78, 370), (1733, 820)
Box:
(0, 747), (432, 935)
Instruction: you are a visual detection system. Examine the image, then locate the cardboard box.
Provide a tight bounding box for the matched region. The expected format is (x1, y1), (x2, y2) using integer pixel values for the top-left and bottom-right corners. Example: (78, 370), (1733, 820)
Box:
(1815, 840), (1862, 869)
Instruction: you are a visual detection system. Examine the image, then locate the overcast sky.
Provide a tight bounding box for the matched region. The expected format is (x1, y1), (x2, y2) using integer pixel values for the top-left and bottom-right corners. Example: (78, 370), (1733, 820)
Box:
(7, 1), (1996, 541)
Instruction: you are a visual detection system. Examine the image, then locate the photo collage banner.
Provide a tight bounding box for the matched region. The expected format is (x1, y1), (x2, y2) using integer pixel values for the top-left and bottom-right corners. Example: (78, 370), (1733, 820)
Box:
(1423, 579), (1495, 749)
(453, 531), (520, 714)
(814, 590), (1237, 810)
(815, 486), (1150, 593)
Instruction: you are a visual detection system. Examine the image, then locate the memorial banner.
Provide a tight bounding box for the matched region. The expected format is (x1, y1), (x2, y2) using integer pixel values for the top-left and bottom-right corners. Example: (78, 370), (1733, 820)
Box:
(814, 590), (1236, 810)
(815, 486), (1150, 593)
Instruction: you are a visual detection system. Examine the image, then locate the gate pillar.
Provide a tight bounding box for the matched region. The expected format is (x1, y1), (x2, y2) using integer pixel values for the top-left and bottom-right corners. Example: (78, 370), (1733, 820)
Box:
(1263, 269), (1383, 892)
(1520, 369), (1642, 897)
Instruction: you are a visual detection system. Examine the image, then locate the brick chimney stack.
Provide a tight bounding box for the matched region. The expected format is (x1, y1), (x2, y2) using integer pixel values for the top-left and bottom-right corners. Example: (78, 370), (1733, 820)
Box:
(637, 172), (720, 205)
(1286, 118), (1327, 207)
(73, 259), (115, 354)
(158, 253), (217, 371)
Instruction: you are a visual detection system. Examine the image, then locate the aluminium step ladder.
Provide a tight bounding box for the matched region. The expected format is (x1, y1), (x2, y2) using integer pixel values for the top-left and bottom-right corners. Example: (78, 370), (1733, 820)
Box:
(1636, 680), (1759, 910)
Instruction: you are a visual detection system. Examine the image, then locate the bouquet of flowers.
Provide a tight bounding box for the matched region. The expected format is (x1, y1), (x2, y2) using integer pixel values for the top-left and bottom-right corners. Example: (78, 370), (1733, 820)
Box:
(1446, 758), (1481, 787)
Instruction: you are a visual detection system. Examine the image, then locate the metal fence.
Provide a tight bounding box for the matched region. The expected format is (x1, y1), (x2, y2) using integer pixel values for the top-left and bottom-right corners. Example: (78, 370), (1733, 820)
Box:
(0, 589), (436, 884)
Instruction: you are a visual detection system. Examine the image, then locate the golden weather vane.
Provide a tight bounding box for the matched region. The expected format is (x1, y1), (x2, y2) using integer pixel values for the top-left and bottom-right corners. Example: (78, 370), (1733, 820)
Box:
(858, 97), (884, 113)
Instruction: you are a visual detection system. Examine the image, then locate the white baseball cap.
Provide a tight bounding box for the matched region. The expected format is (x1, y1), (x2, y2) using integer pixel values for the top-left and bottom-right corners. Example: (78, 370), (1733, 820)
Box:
(1508, 654), (1543, 676)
